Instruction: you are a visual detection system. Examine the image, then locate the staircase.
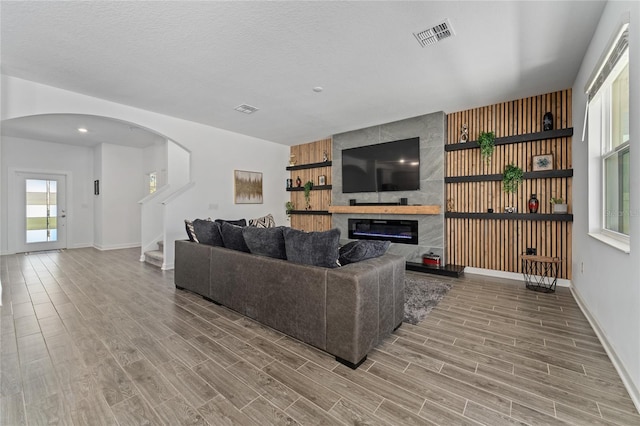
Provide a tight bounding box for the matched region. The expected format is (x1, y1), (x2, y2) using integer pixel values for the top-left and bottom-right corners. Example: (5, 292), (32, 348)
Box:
(144, 241), (164, 268)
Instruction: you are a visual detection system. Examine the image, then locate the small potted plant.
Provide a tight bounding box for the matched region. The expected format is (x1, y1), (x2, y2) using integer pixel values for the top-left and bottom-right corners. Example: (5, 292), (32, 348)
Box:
(502, 163), (523, 193)
(285, 201), (295, 218)
(303, 181), (314, 210)
(478, 131), (495, 165)
(550, 197), (568, 214)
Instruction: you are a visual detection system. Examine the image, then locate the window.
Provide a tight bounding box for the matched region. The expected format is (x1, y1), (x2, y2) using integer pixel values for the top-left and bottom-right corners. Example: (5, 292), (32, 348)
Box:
(587, 23), (630, 245)
(149, 171), (157, 194)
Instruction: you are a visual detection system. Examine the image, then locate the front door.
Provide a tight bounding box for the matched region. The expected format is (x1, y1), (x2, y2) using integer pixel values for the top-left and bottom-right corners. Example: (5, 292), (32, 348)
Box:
(15, 172), (67, 252)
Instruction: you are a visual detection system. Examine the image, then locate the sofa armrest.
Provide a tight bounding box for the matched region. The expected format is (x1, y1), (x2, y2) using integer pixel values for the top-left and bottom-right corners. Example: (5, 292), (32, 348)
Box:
(325, 253), (405, 365)
(174, 240), (212, 297)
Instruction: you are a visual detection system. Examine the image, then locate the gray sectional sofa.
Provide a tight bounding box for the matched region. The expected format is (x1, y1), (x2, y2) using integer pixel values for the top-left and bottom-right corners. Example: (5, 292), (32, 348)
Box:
(174, 239), (405, 368)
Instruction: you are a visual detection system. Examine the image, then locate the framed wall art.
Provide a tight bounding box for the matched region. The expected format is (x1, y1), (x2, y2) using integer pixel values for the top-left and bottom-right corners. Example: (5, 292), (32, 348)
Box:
(234, 170), (263, 204)
(532, 154), (553, 171)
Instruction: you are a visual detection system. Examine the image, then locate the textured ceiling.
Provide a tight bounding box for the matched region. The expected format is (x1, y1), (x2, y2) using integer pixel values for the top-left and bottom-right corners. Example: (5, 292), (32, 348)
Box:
(1, 1), (606, 146)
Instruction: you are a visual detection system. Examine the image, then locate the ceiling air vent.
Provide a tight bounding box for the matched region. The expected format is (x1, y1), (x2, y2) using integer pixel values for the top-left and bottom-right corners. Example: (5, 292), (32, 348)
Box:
(414, 19), (455, 47)
(234, 104), (259, 114)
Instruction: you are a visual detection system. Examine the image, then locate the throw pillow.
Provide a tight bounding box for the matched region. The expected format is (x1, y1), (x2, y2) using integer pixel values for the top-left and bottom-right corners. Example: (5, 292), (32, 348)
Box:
(339, 240), (390, 265)
(192, 219), (224, 247)
(248, 213), (276, 228)
(219, 221), (250, 252)
(283, 228), (340, 268)
(184, 219), (198, 242)
(215, 218), (247, 227)
(242, 226), (286, 259)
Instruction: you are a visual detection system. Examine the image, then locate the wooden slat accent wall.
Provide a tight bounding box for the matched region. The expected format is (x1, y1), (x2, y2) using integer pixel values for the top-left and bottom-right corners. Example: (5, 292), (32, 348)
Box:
(289, 138), (332, 232)
(446, 90), (573, 279)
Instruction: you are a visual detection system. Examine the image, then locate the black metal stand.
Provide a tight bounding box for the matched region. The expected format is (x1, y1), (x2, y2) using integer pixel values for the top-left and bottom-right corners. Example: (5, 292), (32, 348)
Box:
(521, 255), (561, 293)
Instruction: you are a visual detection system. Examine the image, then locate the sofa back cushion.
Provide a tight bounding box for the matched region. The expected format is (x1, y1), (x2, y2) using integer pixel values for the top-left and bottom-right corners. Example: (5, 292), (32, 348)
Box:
(192, 219), (224, 247)
(215, 218), (247, 227)
(338, 240), (391, 265)
(242, 226), (287, 259)
(219, 221), (250, 252)
(283, 228), (340, 268)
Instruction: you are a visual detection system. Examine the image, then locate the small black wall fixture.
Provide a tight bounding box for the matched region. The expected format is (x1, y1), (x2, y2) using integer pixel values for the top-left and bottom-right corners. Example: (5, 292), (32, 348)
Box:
(94, 180), (99, 195)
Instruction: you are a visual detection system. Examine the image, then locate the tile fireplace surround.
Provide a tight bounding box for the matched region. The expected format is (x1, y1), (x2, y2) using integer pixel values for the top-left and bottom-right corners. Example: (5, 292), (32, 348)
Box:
(332, 111), (446, 264)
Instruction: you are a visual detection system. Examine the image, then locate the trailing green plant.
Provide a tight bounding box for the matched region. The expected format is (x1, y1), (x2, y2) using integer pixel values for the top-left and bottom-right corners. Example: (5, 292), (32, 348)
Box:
(285, 201), (295, 218)
(477, 131), (496, 165)
(549, 197), (564, 204)
(303, 181), (314, 208)
(502, 163), (523, 193)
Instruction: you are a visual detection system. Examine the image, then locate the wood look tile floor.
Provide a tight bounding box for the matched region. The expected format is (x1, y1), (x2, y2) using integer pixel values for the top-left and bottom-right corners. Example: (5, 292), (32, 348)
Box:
(1, 247), (639, 425)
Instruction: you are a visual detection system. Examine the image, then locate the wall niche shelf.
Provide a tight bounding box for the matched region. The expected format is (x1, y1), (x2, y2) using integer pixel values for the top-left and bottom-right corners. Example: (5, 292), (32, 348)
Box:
(288, 210), (332, 216)
(445, 212), (573, 222)
(286, 160), (332, 171)
(329, 205), (441, 215)
(444, 128), (573, 152)
(445, 169), (573, 183)
(287, 185), (332, 192)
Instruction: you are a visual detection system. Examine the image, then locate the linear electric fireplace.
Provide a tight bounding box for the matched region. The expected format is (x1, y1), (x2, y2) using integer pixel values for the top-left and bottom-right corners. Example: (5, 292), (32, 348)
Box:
(348, 218), (418, 245)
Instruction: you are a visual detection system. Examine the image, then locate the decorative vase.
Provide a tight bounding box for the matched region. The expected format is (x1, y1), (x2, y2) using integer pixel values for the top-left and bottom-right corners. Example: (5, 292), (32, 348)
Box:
(543, 112), (553, 131)
(295, 176), (302, 187)
(286, 178), (293, 189)
(528, 194), (539, 213)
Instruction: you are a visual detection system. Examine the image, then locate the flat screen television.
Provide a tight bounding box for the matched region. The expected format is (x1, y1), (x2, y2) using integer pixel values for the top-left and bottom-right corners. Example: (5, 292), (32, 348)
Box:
(342, 137), (420, 193)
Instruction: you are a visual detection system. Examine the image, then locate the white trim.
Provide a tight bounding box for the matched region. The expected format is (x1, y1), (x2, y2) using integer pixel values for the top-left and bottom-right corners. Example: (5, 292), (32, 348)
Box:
(588, 232), (630, 253)
(93, 243), (141, 251)
(571, 287), (640, 413)
(463, 266), (571, 288)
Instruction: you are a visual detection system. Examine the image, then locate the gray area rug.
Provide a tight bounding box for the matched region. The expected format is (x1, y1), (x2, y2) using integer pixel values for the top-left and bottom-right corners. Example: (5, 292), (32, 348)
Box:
(403, 274), (452, 325)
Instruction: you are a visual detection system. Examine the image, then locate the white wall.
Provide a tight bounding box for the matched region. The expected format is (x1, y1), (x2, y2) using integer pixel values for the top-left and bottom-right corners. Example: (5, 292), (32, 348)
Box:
(1, 75), (290, 253)
(142, 141), (167, 189)
(572, 1), (640, 408)
(94, 143), (145, 250)
(1, 136), (94, 253)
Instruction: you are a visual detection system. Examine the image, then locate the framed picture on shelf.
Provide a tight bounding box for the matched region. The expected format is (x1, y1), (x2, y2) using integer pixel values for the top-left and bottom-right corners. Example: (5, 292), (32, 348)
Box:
(532, 154), (553, 171)
(318, 175), (326, 186)
(234, 170), (263, 204)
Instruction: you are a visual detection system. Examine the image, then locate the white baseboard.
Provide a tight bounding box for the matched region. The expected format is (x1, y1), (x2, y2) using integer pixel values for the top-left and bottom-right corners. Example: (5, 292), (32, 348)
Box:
(93, 243), (141, 251)
(570, 287), (640, 414)
(463, 266), (571, 288)
(162, 262), (174, 271)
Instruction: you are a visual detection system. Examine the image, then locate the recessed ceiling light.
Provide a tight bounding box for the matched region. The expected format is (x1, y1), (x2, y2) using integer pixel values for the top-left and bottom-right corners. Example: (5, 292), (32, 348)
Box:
(313, 86), (323, 93)
(77, 127), (88, 133)
(234, 104), (259, 114)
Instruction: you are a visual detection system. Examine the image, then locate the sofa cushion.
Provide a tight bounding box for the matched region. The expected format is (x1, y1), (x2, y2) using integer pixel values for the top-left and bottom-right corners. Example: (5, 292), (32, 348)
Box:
(192, 219), (224, 247)
(242, 226), (286, 259)
(219, 222), (250, 252)
(215, 218), (247, 227)
(248, 213), (276, 228)
(283, 228), (340, 268)
(184, 219), (198, 242)
(339, 240), (391, 265)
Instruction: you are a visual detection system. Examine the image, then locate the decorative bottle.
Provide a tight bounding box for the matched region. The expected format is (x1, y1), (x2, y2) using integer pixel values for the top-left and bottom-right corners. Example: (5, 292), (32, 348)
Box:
(295, 176), (302, 187)
(543, 112), (553, 131)
(528, 194), (539, 213)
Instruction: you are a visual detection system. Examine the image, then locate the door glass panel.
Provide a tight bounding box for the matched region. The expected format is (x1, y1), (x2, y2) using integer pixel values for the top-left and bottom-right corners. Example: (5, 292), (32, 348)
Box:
(26, 179), (58, 243)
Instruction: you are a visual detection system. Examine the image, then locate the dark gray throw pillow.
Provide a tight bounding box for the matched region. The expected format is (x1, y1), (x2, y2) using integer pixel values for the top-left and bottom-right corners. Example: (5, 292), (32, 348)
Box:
(242, 226), (286, 259)
(283, 228), (340, 268)
(215, 218), (247, 227)
(192, 219), (224, 247)
(219, 221), (250, 252)
(339, 240), (390, 265)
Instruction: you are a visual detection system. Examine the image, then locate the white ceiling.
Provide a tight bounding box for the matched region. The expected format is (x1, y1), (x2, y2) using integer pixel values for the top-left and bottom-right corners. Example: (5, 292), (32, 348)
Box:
(1, 1), (606, 147)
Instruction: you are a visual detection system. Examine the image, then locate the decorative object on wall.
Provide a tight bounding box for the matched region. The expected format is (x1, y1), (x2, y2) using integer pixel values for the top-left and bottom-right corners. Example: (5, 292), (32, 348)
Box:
(322, 150), (329, 162)
(528, 194), (539, 213)
(446, 198), (455, 212)
(295, 176), (302, 187)
(502, 163), (523, 193)
(318, 175), (326, 186)
(477, 131), (495, 165)
(289, 155), (296, 166)
(550, 197), (568, 214)
(543, 112), (554, 131)
(459, 123), (468, 143)
(94, 180), (99, 195)
(532, 154), (553, 171)
(286, 178), (293, 189)
(285, 201), (295, 219)
(303, 180), (314, 210)
(505, 206), (517, 213)
(234, 170), (263, 204)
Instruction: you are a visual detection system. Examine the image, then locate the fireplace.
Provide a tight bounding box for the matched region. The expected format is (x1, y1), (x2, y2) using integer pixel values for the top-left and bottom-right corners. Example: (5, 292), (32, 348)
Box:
(348, 218), (418, 245)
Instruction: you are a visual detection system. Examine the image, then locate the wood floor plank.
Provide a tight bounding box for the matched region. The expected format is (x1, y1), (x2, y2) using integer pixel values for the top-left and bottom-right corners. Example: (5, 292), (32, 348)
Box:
(111, 394), (163, 425)
(241, 396), (300, 425)
(198, 394), (260, 425)
(194, 359), (259, 410)
(227, 360), (300, 411)
(1, 393), (27, 426)
(123, 358), (176, 407)
(156, 359), (218, 407)
(328, 397), (393, 426)
(285, 396), (345, 425)
(154, 395), (208, 426)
